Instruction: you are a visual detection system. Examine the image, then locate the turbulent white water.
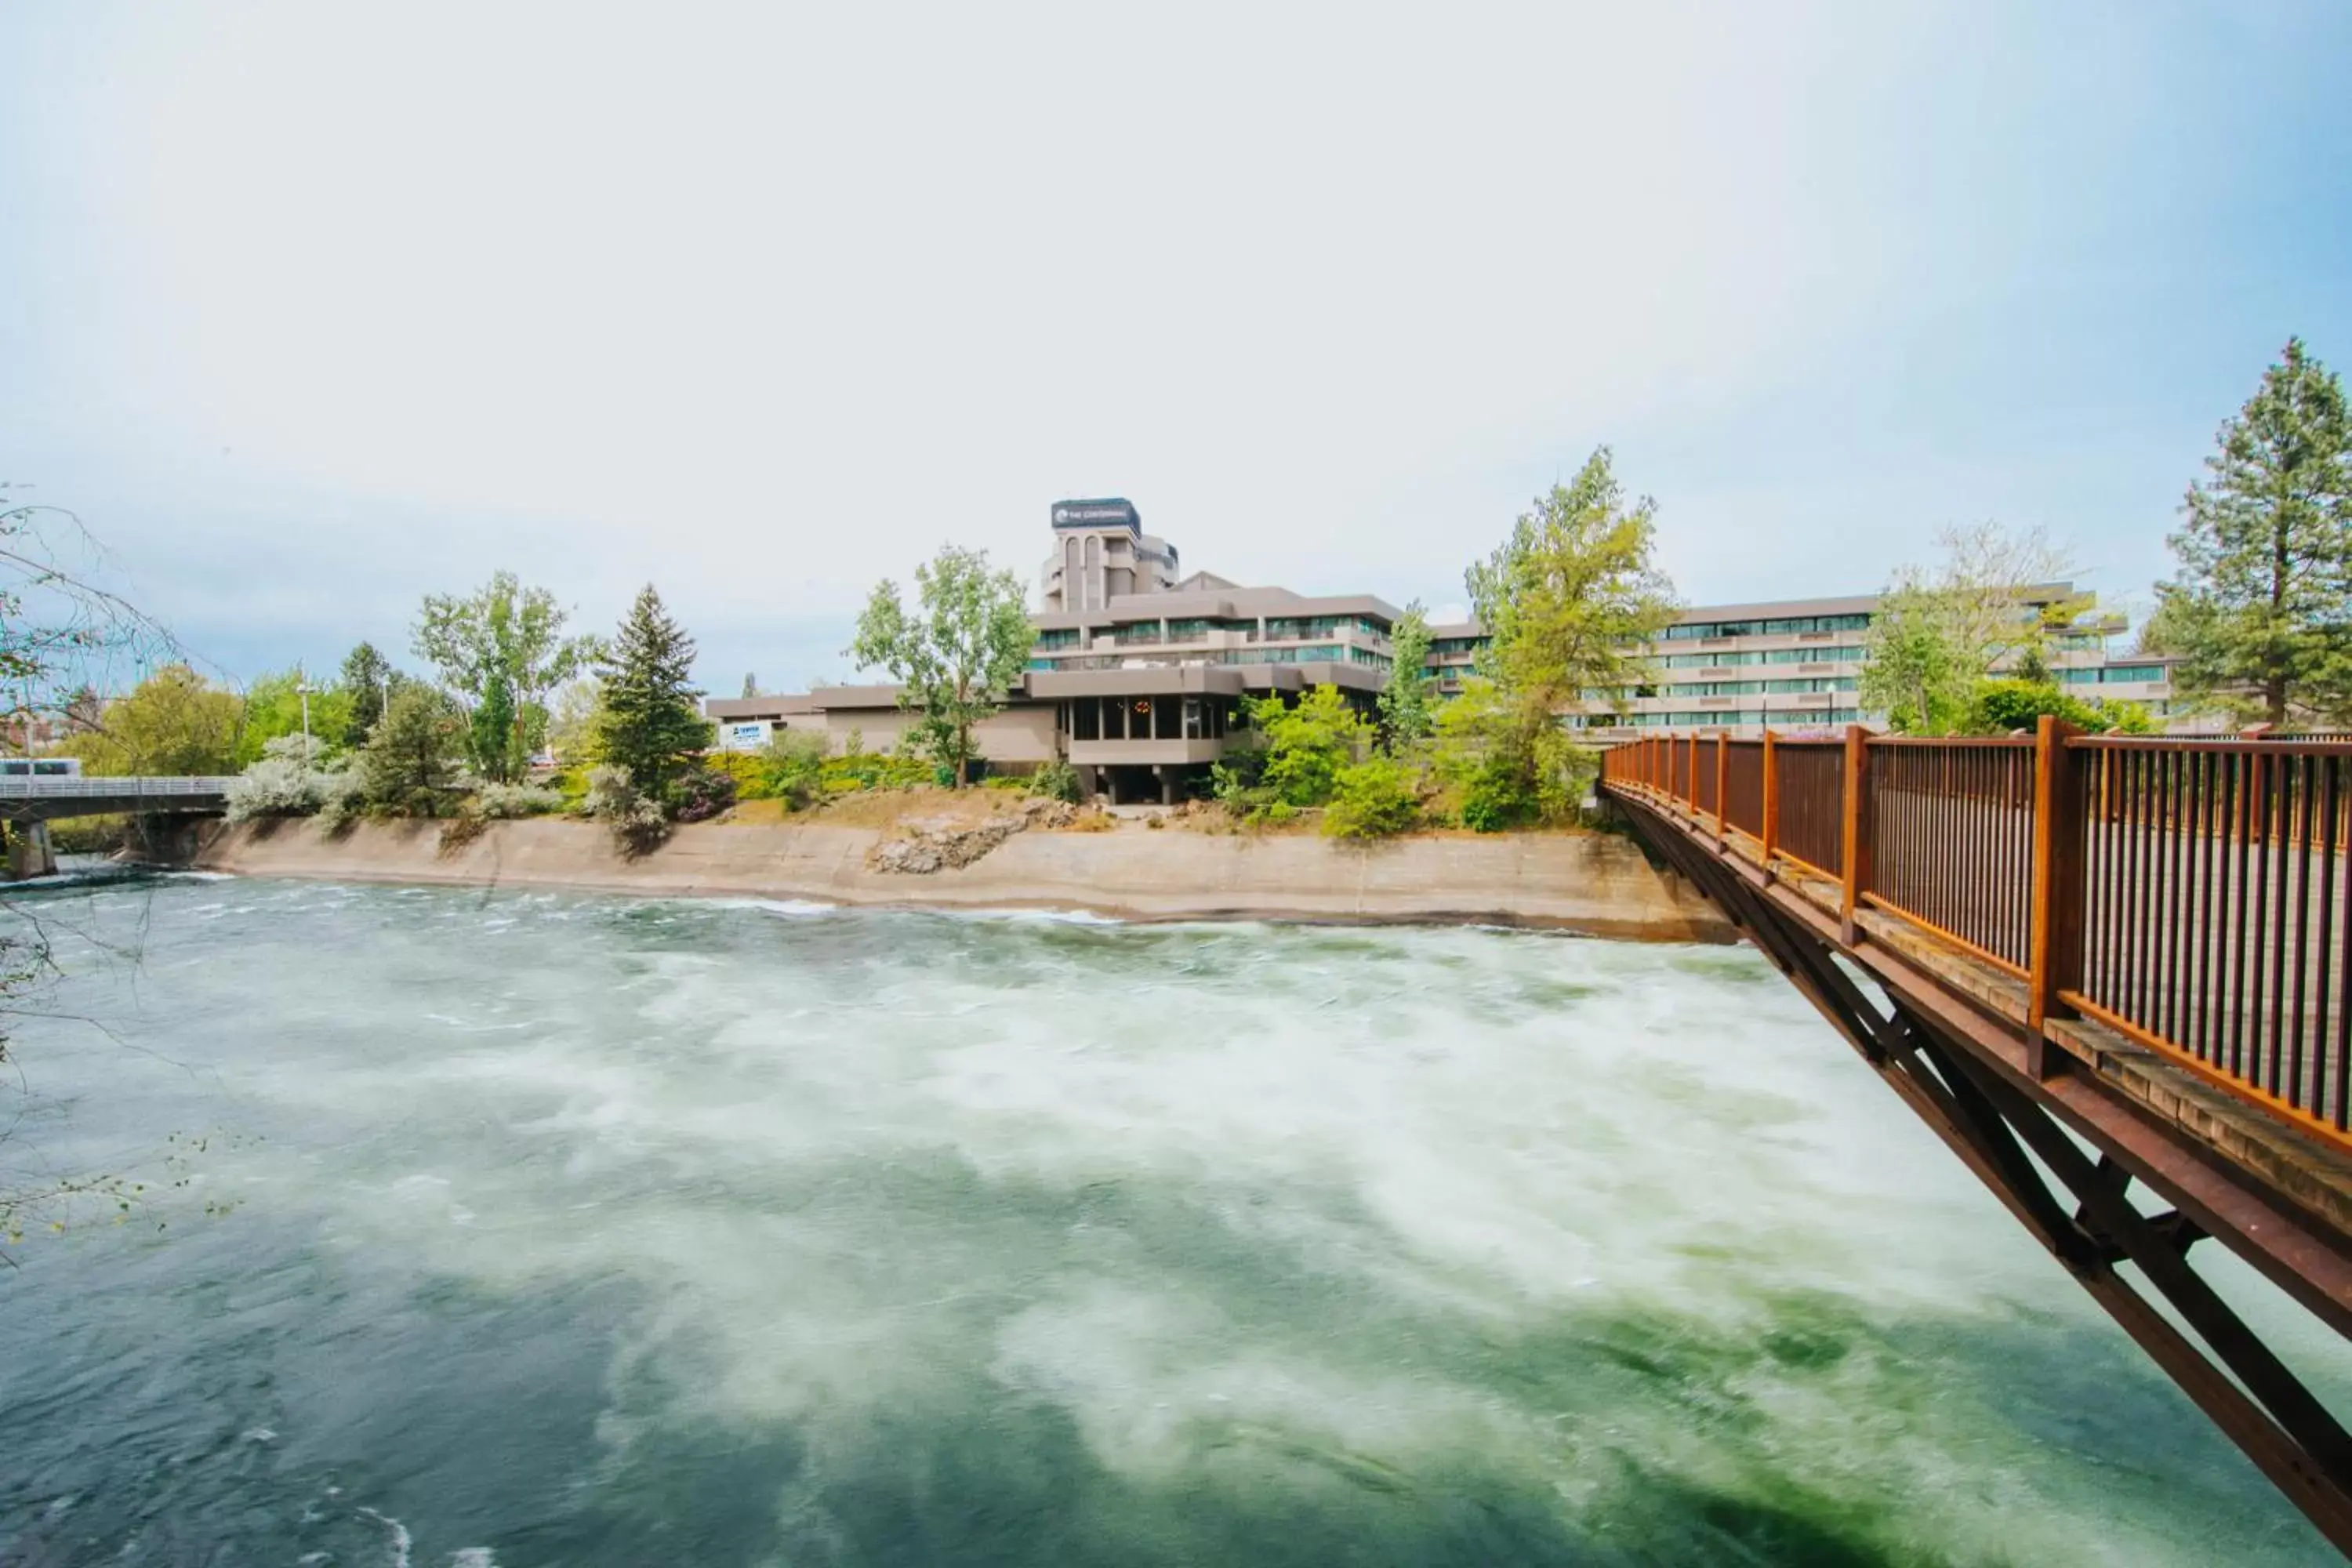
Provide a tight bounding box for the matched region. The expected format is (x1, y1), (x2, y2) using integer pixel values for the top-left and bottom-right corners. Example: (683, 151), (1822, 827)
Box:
(0, 875), (2339, 1564)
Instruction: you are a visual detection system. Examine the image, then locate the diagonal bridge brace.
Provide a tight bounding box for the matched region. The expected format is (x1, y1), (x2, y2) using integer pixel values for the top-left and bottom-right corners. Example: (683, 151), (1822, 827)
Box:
(1624, 797), (2352, 1555)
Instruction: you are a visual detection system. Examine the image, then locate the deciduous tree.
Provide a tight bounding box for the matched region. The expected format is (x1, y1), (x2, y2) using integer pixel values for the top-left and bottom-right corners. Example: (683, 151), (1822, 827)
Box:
(1459, 447), (1673, 816)
(55, 664), (241, 776)
(1377, 601), (1436, 753)
(1858, 523), (2082, 735)
(2159, 338), (2352, 726)
(414, 572), (597, 782)
(848, 545), (1031, 786)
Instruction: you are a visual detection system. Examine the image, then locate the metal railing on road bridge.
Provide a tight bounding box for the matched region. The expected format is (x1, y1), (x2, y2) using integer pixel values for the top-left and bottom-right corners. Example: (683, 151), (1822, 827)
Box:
(0, 775), (237, 805)
(1602, 725), (2352, 1154)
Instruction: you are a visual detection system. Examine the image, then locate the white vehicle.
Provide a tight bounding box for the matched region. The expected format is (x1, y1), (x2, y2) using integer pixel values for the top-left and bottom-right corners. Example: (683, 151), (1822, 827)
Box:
(0, 757), (82, 778)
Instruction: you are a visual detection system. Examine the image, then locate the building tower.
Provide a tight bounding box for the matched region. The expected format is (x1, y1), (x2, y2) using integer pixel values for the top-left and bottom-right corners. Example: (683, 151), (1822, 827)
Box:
(1039, 498), (1181, 613)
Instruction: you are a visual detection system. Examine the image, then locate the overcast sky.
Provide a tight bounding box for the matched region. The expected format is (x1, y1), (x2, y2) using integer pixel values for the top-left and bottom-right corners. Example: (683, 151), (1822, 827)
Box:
(4, 2), (2348, 694)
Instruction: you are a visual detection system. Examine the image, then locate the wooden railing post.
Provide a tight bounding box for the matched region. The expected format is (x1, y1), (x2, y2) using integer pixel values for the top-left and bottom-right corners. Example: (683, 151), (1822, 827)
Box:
(2027, 715), (2086, 1076)
(1839, 724), (1871, 945)
(1760, 728), (1780, 880)
(1713, 731), (1730, 845)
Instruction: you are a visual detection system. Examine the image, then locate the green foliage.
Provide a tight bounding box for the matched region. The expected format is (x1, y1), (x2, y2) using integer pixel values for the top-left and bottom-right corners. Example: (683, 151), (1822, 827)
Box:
(1859, 583), (1973, 735)
(583, 763), (669, 851)
(472, 781), (564, 818)
(546, 677), (603, 764)
(1966, 680), (2108, 735)
(225, 733), (343, 822)
(1323, 754), (1421, 838)
(415, 570), (597, 782)
(236, 669), (355, 767)
(593, 585), (711, 799)
(848, 544), (1032, 786)
(1028, 760), (1082, 804)
(340, 642), (392, 747)
(758, 731), (830, 808)
(820, 747), (932, 794)
(1466, 448), (1677, 716)
(1247, 686), (1368, 808)
(1860, 523), (2084, 735)
(1428, 676), (1583, 831)
(1964, 679), (2155, 736)
(1377, 601), (1436, 753)
(55, 665), (241, 776)
(2161, 338), (2352, 726)
(357, 684), (466, 815)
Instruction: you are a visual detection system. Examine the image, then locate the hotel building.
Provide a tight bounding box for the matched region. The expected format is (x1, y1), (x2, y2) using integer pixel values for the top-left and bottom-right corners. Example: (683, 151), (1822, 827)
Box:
(707, 499), (2185, 800)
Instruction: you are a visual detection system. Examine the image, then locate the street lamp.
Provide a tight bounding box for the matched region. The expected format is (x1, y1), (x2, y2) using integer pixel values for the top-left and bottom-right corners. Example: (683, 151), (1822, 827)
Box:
(296, 677), (315, 753)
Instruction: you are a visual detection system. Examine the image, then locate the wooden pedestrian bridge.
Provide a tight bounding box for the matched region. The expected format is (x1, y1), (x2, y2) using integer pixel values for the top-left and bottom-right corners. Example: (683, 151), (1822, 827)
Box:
(1600, 723), (2352, 1553)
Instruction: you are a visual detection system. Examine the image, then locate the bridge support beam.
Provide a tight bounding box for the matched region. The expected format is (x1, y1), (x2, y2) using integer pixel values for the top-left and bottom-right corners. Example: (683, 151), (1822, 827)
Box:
(6, 818), (56, 880)
(1621, 793), (2352, 1556)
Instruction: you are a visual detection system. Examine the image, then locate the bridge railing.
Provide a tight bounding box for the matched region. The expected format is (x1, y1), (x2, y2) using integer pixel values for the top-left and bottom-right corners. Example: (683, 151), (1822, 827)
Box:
(1599, 725), (2352, 1149)
(0, 775), (237, 798)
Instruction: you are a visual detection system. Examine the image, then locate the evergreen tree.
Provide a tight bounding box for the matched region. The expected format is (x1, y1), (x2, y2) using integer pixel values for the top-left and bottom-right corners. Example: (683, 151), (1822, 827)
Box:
(340, 642), (392, 748)
(358, 684), (464, 814)
(1377, 601), (1436, 753)
(742, 673), (758, 699)
(594, 585), (710, 799)
(2161, 338), (2352, 726)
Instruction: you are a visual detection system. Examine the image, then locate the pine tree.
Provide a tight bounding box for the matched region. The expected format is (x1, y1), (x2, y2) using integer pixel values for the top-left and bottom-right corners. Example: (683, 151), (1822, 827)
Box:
(340, 641), (392, 749)
(359, 684), (464, 813)
(594, 585), (710, 799)
(2161, 338), (2352, 726)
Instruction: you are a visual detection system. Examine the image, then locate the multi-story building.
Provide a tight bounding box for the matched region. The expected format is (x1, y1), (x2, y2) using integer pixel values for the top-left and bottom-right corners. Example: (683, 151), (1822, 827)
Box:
(1560, 589), (2175, 735)
(710, 499), (1400, 804)
(707, 502), (2190, 801)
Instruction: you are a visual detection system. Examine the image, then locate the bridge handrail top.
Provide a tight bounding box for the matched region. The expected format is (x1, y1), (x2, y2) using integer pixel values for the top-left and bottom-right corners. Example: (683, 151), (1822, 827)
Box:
(2067, 734), (2352, 756)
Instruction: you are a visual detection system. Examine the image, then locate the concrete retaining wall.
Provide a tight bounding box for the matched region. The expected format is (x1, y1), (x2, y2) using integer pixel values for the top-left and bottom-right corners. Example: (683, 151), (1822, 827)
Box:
(183, 817), (1737, 941)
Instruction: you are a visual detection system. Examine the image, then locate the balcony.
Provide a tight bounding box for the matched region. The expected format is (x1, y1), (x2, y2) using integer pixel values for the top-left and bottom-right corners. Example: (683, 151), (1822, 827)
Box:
(1068, 738), (1228, 766)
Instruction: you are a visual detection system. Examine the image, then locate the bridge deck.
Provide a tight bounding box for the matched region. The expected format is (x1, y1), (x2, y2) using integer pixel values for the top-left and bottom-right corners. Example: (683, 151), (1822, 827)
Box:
(0, 775), (234, 820)
(1602, 746), (2352, 1552)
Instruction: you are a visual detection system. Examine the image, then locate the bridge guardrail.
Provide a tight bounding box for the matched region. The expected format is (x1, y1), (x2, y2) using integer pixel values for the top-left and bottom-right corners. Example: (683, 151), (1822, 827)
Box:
(0, 775), (238, 799)
(1602, 725), (2352, 1151)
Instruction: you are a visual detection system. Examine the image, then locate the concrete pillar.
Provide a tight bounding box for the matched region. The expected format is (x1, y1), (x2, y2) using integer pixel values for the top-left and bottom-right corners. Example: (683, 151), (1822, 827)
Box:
(8, 818), (56, 880)
(1156, 765), (1177, 806)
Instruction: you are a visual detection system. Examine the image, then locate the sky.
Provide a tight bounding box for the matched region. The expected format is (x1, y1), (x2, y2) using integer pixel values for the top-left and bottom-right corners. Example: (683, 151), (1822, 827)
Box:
(3, 1), (2349, 696)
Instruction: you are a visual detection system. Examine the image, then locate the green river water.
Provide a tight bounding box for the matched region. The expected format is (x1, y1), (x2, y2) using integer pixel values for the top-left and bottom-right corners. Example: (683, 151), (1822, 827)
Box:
(0, 873), (2339, 1565)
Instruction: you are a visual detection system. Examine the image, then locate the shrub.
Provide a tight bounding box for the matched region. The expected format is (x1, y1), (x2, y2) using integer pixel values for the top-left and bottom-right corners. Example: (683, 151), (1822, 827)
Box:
(224, 734), (344, 823)
(474, 782), (564, 818)
(1458, 756), (1539, 833)
(667, 765), (739, 823)
(1968, 679), (2109, 735)
(1323, 756), (1421, 838)
(1028, 760), (1082, 804)
(704, 750), (771, 800)
(821, 747), (932, 794)
(585, 764), (670, 851)
(757, 732), (829, 809)
(1247, 686), (1367, 808)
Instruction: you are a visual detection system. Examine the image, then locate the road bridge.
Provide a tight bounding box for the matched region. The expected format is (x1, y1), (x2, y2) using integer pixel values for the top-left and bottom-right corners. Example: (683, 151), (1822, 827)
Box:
(0, 775), (234, 877)
(1602, 723), (2352, 1555)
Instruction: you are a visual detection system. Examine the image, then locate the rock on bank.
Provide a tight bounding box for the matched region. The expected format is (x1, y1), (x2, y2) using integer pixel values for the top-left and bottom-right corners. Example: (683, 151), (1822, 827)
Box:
(183, 818), (1736, 941)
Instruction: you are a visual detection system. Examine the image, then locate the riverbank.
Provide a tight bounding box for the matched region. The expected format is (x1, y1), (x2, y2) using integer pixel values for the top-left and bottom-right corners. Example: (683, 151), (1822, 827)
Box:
(179, 817), (1737, 940)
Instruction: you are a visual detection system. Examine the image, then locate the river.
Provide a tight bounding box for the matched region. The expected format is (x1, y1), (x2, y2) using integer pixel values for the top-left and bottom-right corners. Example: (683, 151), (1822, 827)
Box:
(0, 873), (2337, 1565)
